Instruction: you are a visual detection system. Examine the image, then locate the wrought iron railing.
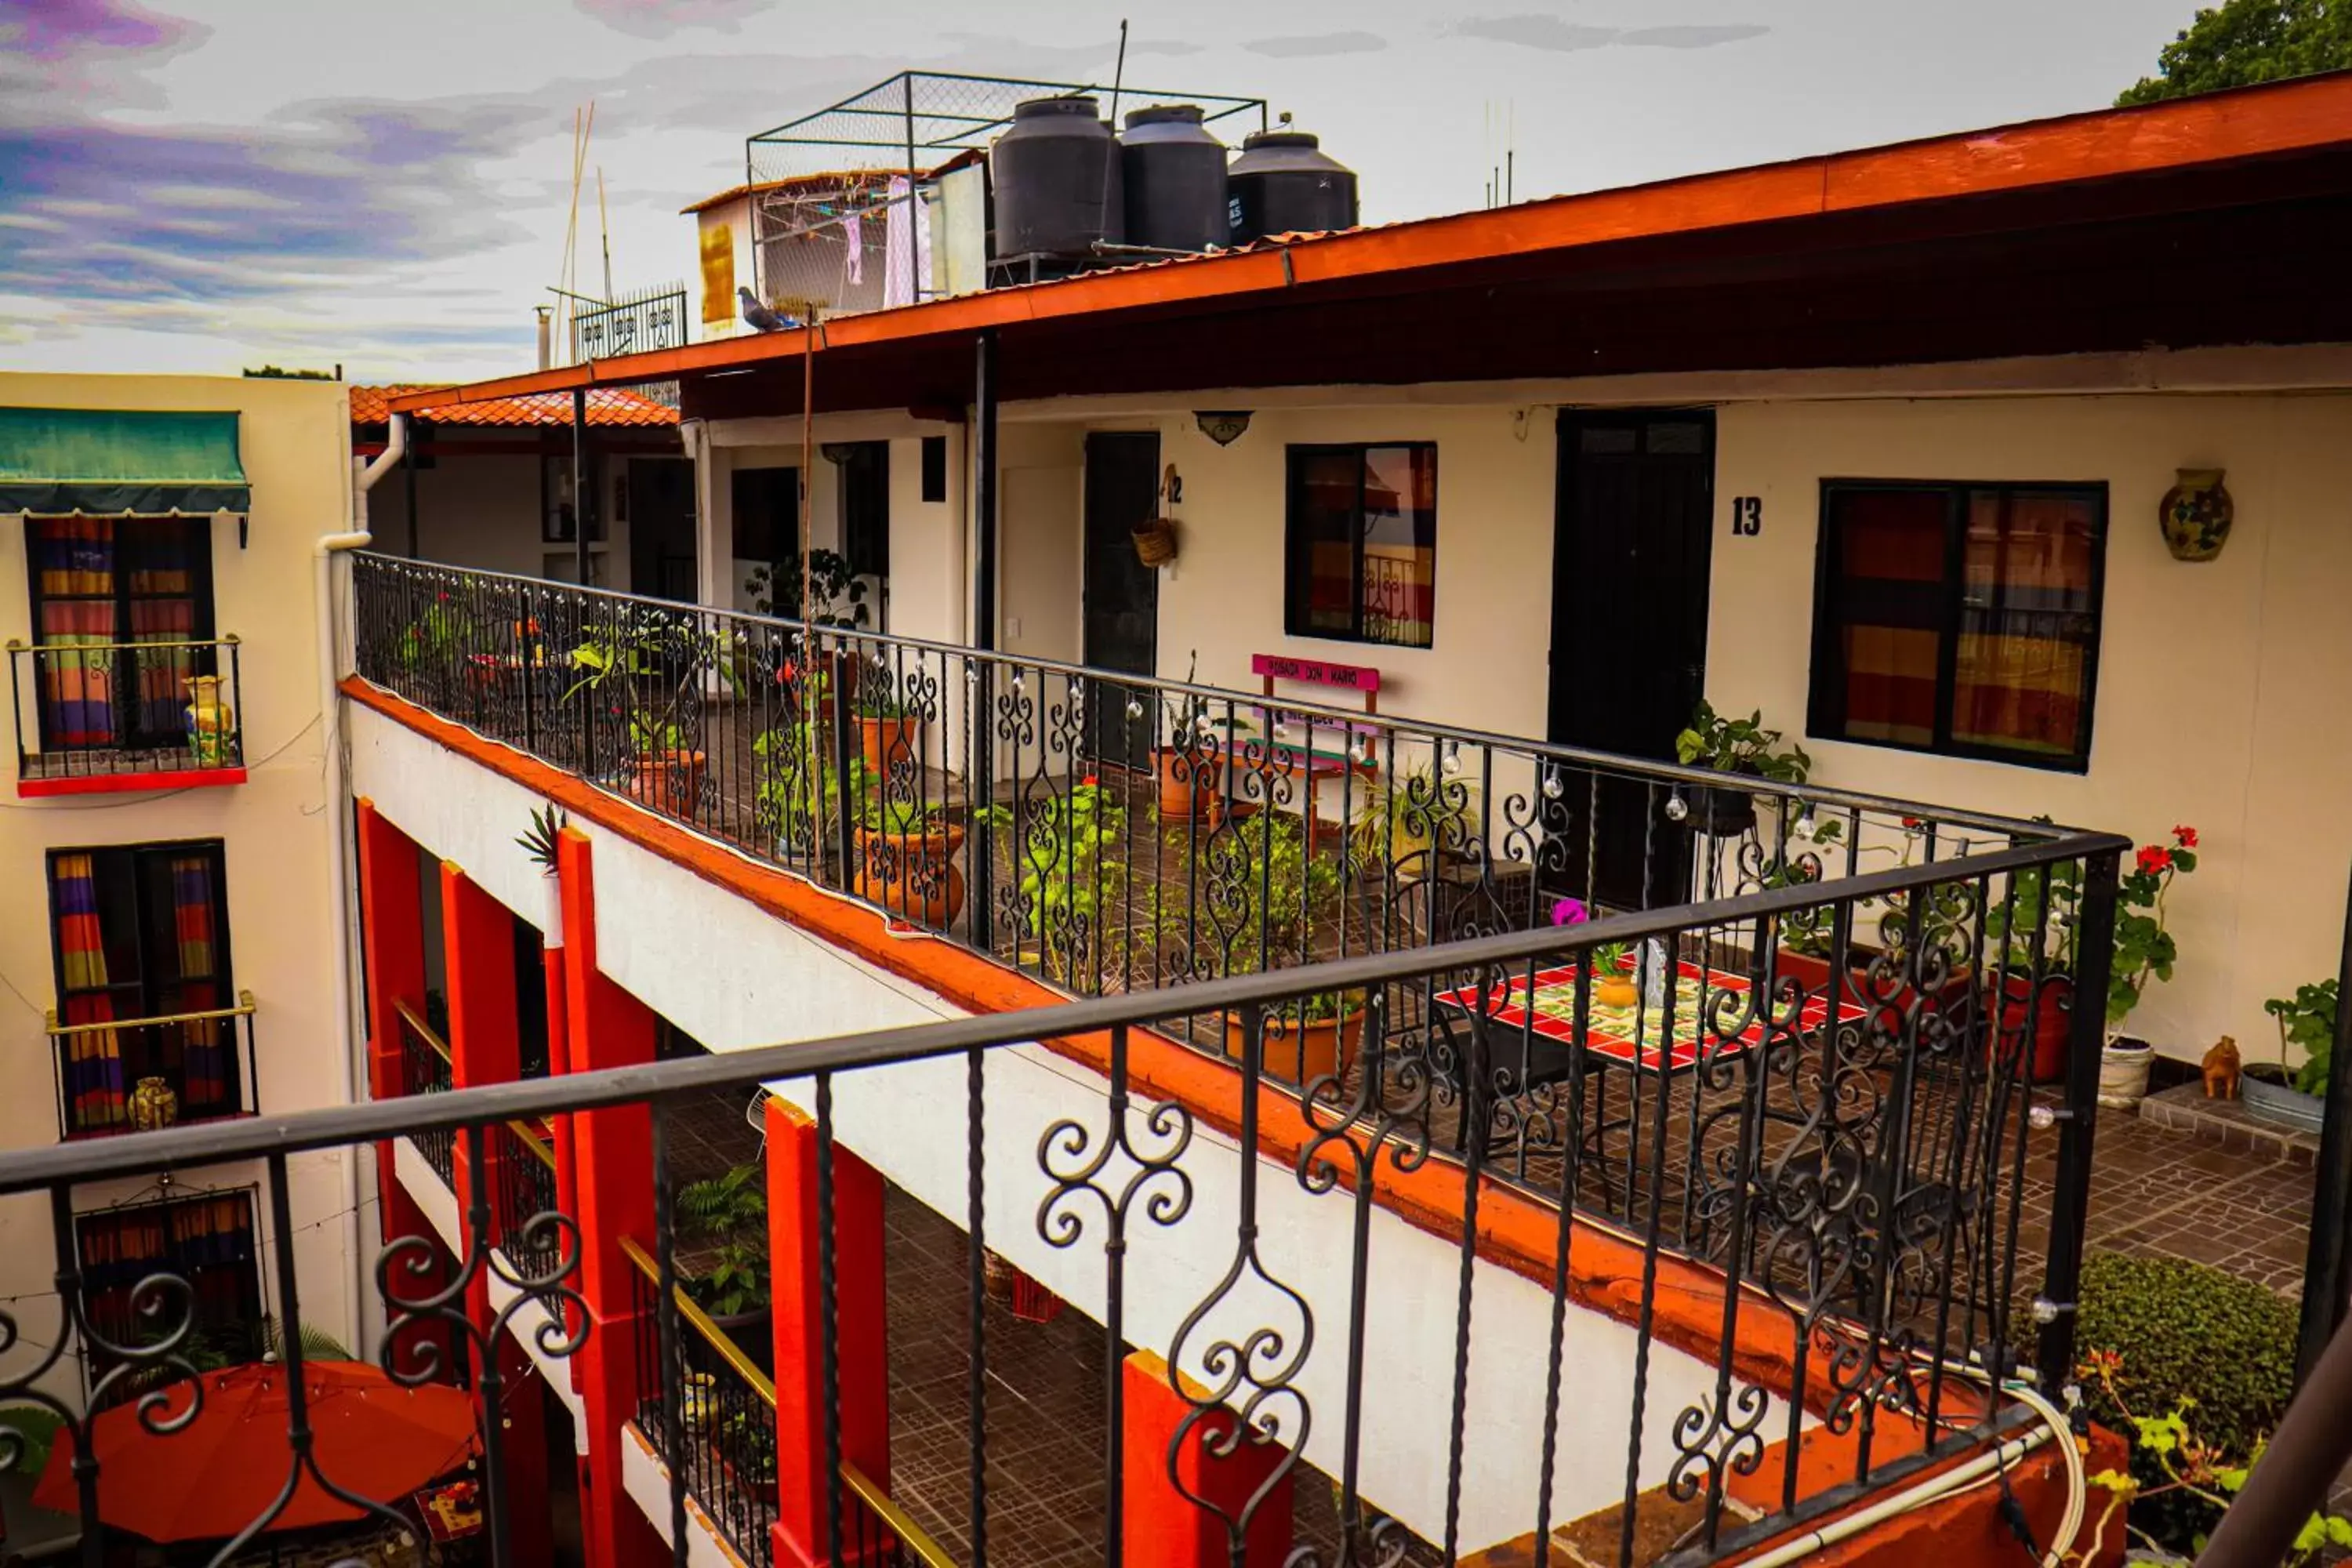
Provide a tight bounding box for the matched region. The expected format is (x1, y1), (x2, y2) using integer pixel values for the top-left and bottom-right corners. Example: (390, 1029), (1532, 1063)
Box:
(44, 991), (260, 1142)
(623, 1237), (951, 1568)
(568, 284), (688, 365)
(6, 634), (244, 785)
(0, 872), (2119, 1568)
(495, 1118), (561, 1275)
(397, 997), (456, 1185)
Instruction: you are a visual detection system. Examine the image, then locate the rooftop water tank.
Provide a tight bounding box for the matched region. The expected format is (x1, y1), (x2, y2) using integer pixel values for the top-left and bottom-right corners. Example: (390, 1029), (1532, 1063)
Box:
(1227, 129), (1358, 244)
(989, 96), (1123, 260)
(1120, 104), (1227, 253)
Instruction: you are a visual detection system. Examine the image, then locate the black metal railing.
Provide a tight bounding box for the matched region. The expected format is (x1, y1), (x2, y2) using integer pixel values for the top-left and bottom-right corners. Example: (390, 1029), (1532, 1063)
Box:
(0, 846), (2119, 1568)
(397, 998), (457, 1186)
(6, 634), (245, 785)
(625, 1237), (951, 1568)
(569, 284), (688, 365)
(495, 1119), (561, 1276)
(45, 991), (260, 1142)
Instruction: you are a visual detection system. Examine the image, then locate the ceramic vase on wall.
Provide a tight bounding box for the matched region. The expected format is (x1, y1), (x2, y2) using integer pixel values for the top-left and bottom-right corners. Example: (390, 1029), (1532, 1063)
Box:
(2160, 467), (2234, 562)
(129, 1075), (180, 1131)
(184, 673), (234, 767)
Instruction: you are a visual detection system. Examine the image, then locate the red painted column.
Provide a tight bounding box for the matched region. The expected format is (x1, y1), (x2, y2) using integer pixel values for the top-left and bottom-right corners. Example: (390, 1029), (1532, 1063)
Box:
(354, 800), (426, 1221)
(765, 1096), (889, 1568)
(1121, 1349), (1294, 1568)
(557, 828), (667, 1568)
(537, 867), (582, 1382)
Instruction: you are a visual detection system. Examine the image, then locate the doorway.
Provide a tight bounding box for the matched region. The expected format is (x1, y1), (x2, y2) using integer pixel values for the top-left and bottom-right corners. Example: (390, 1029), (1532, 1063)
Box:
(1546, 409), (1716, 909)
(627, 457), (698, 603)
(1081, 431), (1161, 771)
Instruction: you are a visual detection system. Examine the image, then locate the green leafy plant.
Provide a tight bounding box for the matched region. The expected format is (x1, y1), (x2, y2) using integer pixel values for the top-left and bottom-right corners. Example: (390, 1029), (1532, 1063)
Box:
(1351, 760), (1481, 880)
(628, 713), (688, 757)
(516, 803), (568, 873)
(677, 1163), (766, 1245)
(862, 792), (949, 837)
(1674, 700), (1811, 784)
(746, 549), (869, 626)
(1987, 825), (2199, 1027)
(2079, 1351), (2347, 1564)
(262, 1316), (356, 1363)
(0, 1405), (61, 1477)
(1207, 811), (1352, 1018)
(982, 777), (1134, 985)
(2054, 1252), (2296, 1552)
(2263, 978), (2338, 1097)
(753, 724), (871, 850)
(397, 595), (463, 671)
(685, 1238), (769, 1319)
(565, 613), (739, 762)
(2116, 0), (2352, 107)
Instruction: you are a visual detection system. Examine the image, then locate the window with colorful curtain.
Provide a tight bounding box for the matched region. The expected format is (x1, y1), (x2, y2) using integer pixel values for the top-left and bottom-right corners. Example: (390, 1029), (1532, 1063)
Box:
(1811, 481), (2105, 770)
(25, 516), (215, 753)
(76, 1191), (263, 1391)
(1284, 444), (1438, 649)
(48, 843), (235, 1137)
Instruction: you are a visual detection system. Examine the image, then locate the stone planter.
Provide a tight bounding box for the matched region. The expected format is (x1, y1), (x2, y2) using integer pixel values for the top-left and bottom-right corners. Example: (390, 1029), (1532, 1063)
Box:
(2098, 1033), (2154, 1109)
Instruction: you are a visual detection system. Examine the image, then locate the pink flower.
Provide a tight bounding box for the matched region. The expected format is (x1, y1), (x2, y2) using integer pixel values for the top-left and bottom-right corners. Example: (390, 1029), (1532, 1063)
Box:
(1550, 896), (1590, 927)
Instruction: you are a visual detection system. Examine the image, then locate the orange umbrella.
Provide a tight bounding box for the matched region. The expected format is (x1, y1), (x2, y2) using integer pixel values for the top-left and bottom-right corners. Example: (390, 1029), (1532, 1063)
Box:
(35, 1360), (478, 1543)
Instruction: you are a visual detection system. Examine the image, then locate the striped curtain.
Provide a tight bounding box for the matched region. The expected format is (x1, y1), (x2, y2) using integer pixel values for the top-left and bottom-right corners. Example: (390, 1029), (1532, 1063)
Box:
(126, 550), (198, 735)
(170, 856), (228, 1111)
(52, 854), (125, 1127)
(29, 519), (118, 746)
(79, 1194), (257, 1376)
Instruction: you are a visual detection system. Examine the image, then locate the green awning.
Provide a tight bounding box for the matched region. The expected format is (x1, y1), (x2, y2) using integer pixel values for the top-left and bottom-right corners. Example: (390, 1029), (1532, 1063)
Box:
(0, 407), (249, 514)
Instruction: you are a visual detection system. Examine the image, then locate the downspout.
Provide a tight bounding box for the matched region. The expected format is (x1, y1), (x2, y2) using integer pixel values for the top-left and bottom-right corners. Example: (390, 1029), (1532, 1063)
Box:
(321, 410), (405, 1351)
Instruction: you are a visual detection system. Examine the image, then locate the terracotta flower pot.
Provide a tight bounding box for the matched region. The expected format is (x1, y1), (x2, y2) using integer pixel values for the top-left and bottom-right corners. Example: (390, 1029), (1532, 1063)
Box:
(852, 822), (967, 927)
(1992, 971), (2074, 1085)
(1223, 1007), (1363, 1086)
(858, 714), (920, 773)
(1156, 746), (1224, 824)
(625, 750), (706, 815)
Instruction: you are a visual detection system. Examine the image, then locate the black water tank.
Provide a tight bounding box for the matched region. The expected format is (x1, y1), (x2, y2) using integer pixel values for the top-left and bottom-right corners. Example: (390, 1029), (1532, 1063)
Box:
(1227, 129), (1358, 243)
(990, 96), (1123, 260)
(1120, 104), (1227, 252)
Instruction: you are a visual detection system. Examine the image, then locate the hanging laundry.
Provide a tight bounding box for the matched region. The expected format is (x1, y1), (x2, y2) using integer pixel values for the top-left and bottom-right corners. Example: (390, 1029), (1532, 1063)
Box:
(884, 176), (916, 309)
(843, 211), (864, 286)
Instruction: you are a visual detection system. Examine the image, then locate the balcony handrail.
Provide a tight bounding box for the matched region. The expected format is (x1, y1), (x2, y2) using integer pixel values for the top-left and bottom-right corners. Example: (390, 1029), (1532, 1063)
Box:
(619, 1236), (956, 1566)
(506, 1116), (557, 1170)
(0, 834), (2121, 1194)
(8, 634), (243, 655)
(350, 552), (2073, 843)
(393, 997), (454, 1065)
(43, 989), (257, 1037)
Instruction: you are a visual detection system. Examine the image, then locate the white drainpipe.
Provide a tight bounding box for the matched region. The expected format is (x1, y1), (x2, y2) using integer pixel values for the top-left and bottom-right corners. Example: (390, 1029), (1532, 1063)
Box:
(319, 410), (405, 1352)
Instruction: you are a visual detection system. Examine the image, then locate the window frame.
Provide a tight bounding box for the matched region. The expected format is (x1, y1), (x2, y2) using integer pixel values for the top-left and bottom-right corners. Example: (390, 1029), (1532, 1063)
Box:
(45, 837), (236, 1022)
(1806, 477), (2110, 773)
(74, 1185), (264, 1393)
(24, 515), (220, 753)
(1281, 441), (1439, 649)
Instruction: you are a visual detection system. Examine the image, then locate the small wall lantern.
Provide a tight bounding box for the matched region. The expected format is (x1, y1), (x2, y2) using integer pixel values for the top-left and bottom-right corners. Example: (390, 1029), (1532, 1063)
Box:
(1194, 410), (1252, 446)
(2160, 467), (2234, 561)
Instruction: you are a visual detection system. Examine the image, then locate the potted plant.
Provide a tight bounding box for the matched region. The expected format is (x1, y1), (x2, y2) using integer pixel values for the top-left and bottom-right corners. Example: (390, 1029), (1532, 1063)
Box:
(1673, 701), (1810, 838)
(851, 665), (921, 775)
(853, 792), (967, 927)
(2247, 978), (2336, 1133)
(745, 548), (871, 628)
(717, 1408), (779, 1508)
(1585, 939), (1639, 1010)
(753, 722), (871, 865)
(622, 713), (706, 812)
(980, 777), (1141, 989)
(1350, 760), (1481, 885)
(677, 1162), (771, 1374)
(1208, 811), (1356, 1083)
(1984, 825), (2198, 1097)
(1155, 652), (1232, 824)
(567, 614), (737, 814)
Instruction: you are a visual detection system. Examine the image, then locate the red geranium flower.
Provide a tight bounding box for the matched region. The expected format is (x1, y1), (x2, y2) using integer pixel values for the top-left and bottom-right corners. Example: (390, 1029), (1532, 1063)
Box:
(1081, 774), (1099, 788)
(1900, 815), (1922, 830)
(2137, 844), (2173, 876)
(2172, 824), (2198, 848)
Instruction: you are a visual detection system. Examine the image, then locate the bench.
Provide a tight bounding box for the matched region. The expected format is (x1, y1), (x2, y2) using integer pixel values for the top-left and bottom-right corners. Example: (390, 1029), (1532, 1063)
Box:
(1250, 654), (1383, 855)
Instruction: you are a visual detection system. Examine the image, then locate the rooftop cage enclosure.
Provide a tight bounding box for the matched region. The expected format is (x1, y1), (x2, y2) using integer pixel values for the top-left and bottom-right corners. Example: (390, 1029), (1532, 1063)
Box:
(742, 71), (1269, 318)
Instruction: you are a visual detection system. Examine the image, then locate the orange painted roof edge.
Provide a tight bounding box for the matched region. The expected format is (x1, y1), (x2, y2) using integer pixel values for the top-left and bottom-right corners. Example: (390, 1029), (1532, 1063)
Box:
(389, 70), (2352, 417)
(344, 673), (1894, 1410)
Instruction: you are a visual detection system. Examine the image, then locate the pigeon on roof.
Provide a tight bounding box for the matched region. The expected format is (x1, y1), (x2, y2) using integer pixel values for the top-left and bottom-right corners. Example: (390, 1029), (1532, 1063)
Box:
(738, 287), (801, 333)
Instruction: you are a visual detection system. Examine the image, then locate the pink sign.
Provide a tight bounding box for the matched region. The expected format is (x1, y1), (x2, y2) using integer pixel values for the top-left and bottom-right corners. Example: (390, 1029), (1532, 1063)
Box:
(1251, 653), (1381, 692)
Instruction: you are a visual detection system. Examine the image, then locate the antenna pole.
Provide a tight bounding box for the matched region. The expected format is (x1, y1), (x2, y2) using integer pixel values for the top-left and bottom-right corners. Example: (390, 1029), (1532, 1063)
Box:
(597, 166), (614, 302)
(1109, 19), (1130, 125)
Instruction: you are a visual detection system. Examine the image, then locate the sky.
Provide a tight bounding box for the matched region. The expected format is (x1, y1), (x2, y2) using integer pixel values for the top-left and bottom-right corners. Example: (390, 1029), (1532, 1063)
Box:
(0, 0), (2200, 383)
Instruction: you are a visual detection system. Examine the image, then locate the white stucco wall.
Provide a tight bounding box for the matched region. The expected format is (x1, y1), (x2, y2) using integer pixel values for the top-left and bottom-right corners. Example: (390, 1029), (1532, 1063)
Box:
(363, 445), (639, 591)
(1709, 394), (2352, 1062)
(0, 372), (361, 1398)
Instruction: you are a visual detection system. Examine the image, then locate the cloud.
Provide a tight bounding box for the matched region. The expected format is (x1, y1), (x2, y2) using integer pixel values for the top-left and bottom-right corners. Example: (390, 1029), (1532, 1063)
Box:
(0, 0), (198, 61)
(1243, 31), (1388, 59)
(0, 0), (209, 115)
(1619, 24), (1771, 49)
(1451, 15), (1769, 53)
(574, 0), (769, 38)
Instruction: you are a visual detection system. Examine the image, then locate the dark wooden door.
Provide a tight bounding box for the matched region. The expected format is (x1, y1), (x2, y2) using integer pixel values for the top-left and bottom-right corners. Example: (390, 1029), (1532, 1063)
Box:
(1547, 409), (1716, 909)
(627, 458), (698, 603)
(1082, 432), (1161, 771)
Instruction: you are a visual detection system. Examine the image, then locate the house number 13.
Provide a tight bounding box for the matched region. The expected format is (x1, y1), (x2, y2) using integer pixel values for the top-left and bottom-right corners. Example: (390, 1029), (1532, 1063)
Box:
(1730, 496), (1762, 536)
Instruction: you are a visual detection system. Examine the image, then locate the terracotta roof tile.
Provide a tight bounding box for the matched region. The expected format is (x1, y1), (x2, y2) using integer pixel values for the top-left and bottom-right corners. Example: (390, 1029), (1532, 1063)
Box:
(350, 384), (677, 428)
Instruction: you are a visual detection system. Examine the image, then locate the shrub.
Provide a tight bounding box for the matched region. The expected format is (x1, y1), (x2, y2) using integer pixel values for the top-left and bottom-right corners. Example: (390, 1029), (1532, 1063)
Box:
(2067, 1252), (2296, 1549)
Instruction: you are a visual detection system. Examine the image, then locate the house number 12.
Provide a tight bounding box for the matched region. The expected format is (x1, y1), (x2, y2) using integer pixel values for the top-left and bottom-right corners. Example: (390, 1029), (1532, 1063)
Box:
(1730, 496), (1762, 536)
